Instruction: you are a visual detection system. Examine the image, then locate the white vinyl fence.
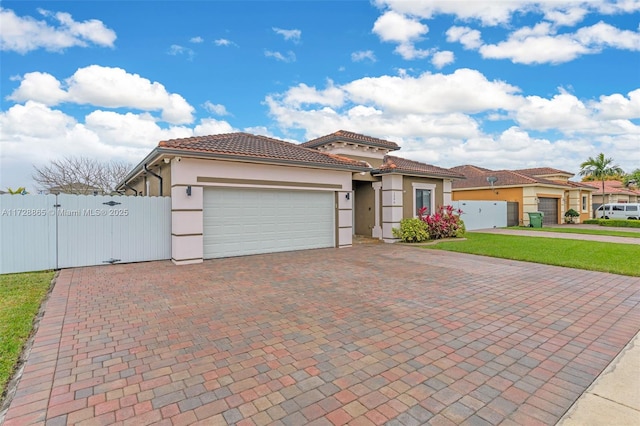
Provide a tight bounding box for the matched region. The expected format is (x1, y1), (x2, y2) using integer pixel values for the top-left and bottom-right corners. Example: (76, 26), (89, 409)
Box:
(1, 194), (171, 274)
(453, 200), (508, 230)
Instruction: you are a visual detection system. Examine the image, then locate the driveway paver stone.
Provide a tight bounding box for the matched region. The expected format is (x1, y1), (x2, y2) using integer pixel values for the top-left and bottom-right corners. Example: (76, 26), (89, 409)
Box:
(2, 245), (639, 425)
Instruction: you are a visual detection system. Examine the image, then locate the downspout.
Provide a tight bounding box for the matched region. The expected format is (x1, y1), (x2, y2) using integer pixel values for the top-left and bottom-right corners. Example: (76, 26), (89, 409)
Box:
(144, 164), (163, 196)
(123, 181), (138, 196)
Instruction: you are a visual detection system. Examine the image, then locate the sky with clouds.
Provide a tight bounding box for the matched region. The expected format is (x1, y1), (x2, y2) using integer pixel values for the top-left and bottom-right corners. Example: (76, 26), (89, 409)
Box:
(1, 1), (639, 191)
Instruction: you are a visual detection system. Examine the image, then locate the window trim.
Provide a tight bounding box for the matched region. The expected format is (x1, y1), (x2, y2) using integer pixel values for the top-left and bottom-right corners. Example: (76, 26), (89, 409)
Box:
(412, 183), (436, 217)
(582, 195), (588, 213)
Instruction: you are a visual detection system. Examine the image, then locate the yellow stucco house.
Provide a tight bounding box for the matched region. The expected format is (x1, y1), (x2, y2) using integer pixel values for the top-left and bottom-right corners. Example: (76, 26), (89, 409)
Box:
(451, 166), (595, 225)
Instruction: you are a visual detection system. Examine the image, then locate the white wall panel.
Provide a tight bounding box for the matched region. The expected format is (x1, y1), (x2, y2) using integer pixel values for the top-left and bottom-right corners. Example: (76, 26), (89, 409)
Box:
(1, 194), (171, 274)
(0, 195), (57, 274)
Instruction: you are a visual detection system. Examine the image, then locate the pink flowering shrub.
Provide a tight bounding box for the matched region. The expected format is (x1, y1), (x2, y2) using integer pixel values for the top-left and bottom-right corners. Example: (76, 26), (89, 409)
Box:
(418, 205), (465, 240)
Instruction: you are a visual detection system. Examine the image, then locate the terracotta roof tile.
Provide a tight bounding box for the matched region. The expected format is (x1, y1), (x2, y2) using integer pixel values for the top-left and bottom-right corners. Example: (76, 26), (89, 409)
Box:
(375, 156), (465, 179)
(158, 133), (369, 169)
(301, 130), (400, 150)
(452, 167), (572, 189)
(581, 180), (640, 195)
(450, 165), (493, 176)
(514, 167), (574, 176)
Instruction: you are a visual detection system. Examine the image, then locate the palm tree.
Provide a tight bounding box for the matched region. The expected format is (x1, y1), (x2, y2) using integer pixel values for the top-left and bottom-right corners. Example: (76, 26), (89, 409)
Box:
(623, 169), (640, 188)
(579, 153), (624, 216)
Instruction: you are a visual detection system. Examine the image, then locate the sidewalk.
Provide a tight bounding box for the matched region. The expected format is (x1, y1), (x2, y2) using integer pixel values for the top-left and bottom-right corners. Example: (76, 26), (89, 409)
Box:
(476, 227), (640, 245)
(557, 331), (640, 425)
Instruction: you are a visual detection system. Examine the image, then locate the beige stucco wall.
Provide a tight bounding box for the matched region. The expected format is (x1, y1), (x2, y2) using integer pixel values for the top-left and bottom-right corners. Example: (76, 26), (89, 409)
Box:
(402, 176), (444, 218)
(170, 157), (354, 264)
(122, 163), (171, 197)
(526, 186), (566, 225)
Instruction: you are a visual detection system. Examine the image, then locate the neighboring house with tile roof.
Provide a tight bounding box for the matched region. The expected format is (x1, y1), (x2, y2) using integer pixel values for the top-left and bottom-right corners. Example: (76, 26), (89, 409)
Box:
(451, 166), (595, 226)
(580, 180), (640, 207)
(118, 130), (464, 264)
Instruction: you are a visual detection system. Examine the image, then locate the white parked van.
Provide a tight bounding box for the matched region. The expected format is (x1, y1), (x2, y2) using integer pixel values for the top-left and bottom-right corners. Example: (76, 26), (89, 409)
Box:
(594, 203), (640, 220)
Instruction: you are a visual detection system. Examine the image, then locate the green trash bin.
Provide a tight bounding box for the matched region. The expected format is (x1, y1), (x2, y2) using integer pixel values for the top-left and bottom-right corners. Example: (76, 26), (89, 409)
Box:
(528, 212), (544, 228)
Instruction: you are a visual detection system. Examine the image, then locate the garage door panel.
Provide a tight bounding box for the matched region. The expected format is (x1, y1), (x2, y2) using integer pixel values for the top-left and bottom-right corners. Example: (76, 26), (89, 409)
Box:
(538, 197), (558, 225)
(203, 188), (335, 259)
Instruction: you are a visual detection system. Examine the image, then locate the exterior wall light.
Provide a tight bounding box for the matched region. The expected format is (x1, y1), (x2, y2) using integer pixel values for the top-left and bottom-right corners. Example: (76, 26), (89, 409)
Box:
(186, 186), (192, 196)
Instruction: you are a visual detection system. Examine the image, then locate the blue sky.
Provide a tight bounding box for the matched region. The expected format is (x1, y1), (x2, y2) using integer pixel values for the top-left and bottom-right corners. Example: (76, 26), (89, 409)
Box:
(1, 1), (639, 191)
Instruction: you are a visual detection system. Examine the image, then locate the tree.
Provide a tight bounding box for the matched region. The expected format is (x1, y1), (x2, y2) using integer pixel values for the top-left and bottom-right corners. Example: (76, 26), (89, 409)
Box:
(623, 169), (640, 188)
(579, 153), (624, 216)
(32, 157), (132, 195)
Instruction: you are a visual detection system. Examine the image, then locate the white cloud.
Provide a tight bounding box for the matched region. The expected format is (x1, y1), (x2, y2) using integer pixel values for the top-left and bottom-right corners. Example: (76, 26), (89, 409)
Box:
(372, 10), (431, 60)
(272, 27), (301, 43)
(193, 118), (236, 135)
(446, 26), (483, 49)
(351, 50), (376, 62)
(85, 111), (190, 147)
(431, 51), (454, 69)
(167, 44), (195, 60)
(265, 50), (296, 62)
(478, 21), (640, 64)
(8, 65), (195, 124)
(342, 69), (523, 115)
(514, 89), (640, 136)
(203, 101), (230, 116)
(67, 65), (194, 124)
(7, 71), (67, 105)
(373, 10), (428, 43)
(592, 89), (640, 119)
(190, 36), (203, 43)
(480, 32), (591, 64)
(214, 38), (236, 47)
(374, 0), (630, 27)
(376, 1), (640, 64)
(373, 0), (525, 26)
(1, 100), (77, 139)
(281, 82), (345, 108)
(0, 101), (236, 191)
(265, 67), (639, 173)
(575, 21), (640, 50)
(0, 7), (116, 54)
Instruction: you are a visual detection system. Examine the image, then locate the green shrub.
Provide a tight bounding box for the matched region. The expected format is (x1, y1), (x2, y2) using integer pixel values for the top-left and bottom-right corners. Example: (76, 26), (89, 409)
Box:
(392, 218), (429, 242)
(564, 209), (580, 223)
(456, 218), (466, 237)
(421, 205), (465, 240)
(583, 219), (640, 228)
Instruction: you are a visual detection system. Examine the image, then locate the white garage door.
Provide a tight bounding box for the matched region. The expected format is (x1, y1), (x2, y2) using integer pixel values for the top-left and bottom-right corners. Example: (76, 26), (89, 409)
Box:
(203, 187), (335, 259)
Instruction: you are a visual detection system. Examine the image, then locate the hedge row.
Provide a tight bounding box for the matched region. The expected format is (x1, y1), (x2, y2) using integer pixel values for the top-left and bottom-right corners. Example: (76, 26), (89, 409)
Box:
(583, 219), (640, 228)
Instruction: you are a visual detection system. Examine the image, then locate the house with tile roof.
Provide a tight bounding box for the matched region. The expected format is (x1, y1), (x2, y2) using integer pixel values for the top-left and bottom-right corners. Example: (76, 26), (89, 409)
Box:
(580, 180), (640, 207)
(118, 130), (463, 264)
(451, 166), (595, 226)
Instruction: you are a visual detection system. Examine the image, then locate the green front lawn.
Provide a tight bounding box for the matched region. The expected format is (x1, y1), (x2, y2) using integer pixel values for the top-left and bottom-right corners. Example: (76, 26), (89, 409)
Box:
(426, 233), (640, 277)
(0, 271), (54, 397)
(507, 226), (640, 238)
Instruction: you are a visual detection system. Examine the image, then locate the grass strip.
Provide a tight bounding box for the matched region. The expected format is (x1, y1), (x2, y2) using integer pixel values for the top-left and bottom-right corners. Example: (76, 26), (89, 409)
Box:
(507, 226), (640, 238)
(425, 233), (640, 277)
(0, 271), (54, 397)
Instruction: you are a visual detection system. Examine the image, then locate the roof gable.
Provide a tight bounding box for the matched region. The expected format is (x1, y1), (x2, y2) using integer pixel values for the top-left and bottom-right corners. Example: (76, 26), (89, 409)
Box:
(157, 132), (369, 170)
(301, 130), (400, 151)
(452, 165), (576, 189)
(375, 156), (464, 179)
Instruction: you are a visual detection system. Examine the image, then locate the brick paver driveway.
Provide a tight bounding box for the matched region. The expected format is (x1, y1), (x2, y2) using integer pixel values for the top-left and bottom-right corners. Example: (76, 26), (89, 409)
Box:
(3, 245), (639, 425)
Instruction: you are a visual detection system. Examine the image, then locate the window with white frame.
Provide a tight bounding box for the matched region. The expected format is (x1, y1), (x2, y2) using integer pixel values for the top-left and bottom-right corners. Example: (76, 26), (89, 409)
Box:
(582, 195), (588, 212)
(412, 183), (436, 217)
